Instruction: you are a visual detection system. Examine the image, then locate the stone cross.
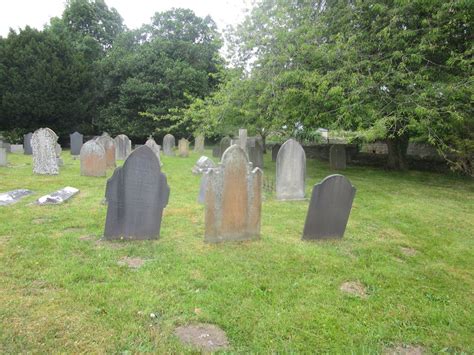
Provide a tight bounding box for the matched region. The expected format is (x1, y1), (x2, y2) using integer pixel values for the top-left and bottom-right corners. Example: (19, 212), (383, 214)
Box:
(194, 135), (205, 153)
(276, 139), (306, 200)
(24, 133), (33, 155)
(204, 145), (262, 243)
(80, 140), (107, 177)
(95, 134), (116, 168)
(302, 174), (356, 240)
(178, 138), (190, 157)
(31, 128), (59, 175)
(104, 145), (170, 240)
(163, 134), (176, 156)
(145, 137), (162, 165)
(70, 131), (83, 156)
(114, 134), (132, 160)
(330, 145), (347, 170)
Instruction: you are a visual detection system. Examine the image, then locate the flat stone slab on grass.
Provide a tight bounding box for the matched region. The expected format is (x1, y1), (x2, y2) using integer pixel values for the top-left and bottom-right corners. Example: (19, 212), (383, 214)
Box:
(117, 256), (145, 269)
(36, 186), (79, 205)
(340, 281), (367, 298)
(383, 345), (425, 355)
(400, 247), (417, 256)
(0, 189), (33, 206)
(175, 323), (229, 351)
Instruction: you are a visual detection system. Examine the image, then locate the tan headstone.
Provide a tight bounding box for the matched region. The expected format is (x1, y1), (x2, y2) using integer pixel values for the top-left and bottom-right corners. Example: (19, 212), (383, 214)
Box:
(80, 140), (106, 177)
(178, 138), (190, 157)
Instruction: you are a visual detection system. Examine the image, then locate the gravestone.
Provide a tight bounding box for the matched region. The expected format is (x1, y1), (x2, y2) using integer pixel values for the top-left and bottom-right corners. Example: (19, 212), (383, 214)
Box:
(70, 131), (83, 155)
(56, 143), (63, 167)
(114, 134), (132, 160)
(80, 140), (107, 177)
(163, 134), (176, 156)
(192, 156), (215, 175)
(238, 129), (247, 152)
(219, 137), (231, 158)
(276, 139), (306, 200)
(330, 145), (347, 170)
(0, 148), (7, 166)
(178, 138), (190, 157)
(0, 189), (33, 206)
(212, 146), (220, 158)
(0, 140), (11, 153)
(36, 187), (79, 205)
(194, 135), (205, 153)
(11, 144), (24, 154)
(145, 137), (162, 165)
(272, 144), (281, 162)
(95, 134), (116, 168)
(204, 145), (262, 243)
(302, 174), (356, 240)
(104, 146), (170, 240)
(31, 128), (59, 175)
(24, 133), (33, 155)
(247, 137), (264, 169)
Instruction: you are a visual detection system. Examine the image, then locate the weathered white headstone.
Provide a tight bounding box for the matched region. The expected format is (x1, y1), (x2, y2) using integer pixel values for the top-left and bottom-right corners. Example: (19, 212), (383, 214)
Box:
(0, 189), (33, 206)
(104, 146), (170, 240)
(163, 134), (176, 156)
(36, 186), (79, 205)
(276, 139), (306, 200)
(178, 138), (190, 157)
(31, 128), (59, 175)
(330, 145), (347, 170)
(24, 133), (33, 155)
(194, 134), (205, 153)
(80, 140), (107, 177)
(205, 145), (262, 243)
(70, 131), (83, 155)
(114, 134), (132, 160)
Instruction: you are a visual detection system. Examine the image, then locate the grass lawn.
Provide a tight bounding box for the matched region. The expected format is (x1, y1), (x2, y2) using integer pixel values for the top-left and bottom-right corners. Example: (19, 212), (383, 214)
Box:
(0, 149), (473, 353)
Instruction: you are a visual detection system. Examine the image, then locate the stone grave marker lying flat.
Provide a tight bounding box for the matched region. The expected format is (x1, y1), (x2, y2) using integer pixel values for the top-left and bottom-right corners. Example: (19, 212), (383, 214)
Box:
(0, 189), (33, 206)
(205, 145), (262, 243)
(192, 156), (215, 175)
(302, 174), (356, 240)
(104, 145), (170, 240)
(36, 187), (79, 205)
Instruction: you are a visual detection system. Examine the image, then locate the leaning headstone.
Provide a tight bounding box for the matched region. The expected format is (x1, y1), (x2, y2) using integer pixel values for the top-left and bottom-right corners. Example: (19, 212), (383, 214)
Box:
(24, 133), (33, 155)
(163, 134), (176, 156)
(247, 137), (264, 169)
(95, 134), (116, 168)
(104, 146), (170, 240)
(212, 146), (220, 158)
(36, 187), (79, 205)
(330, 145), (347, 170)
(219, 137), (231, 158)
(272, 144), (281, 162)
(194, 135), (205, 153)
(31, 128), (59, 175)
(178, 138), (190, 157)
(0, 189), (33, 206)
(11, 144), (24, 154)
(192, 156), (215, 175)
(238, 129), (247, 151)
(204, 145), (262, 243)
(276, 139), (306, 200)
(0, 148), (7, 167)
(302, 174), (356, 240)
(114, 134), (132, 160)
(70, 131), (83, 156)
(145, 137), (162, 165)
(80, 140), (106, 177)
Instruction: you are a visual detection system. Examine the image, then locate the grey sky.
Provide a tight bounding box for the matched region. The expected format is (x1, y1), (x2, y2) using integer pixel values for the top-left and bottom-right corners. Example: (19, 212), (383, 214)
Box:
(0, 0), (252, 37)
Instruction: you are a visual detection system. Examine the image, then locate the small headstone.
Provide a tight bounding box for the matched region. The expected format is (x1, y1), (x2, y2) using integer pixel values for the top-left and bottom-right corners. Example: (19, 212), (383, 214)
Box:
(31, 128), (59, 175)
(11, 144), (24, 154)
(205, 145), (262, 243)
(0, 148), (6, 166)
(104, 146), (170, 240)
(114, 134), (132, 160)
(192, 156), (215, 175)
(247, 137), (264, 169)
(272, 144), (281, 162)
(0, 189), (33, 206)
(24, 133), (33, 155)
(95, 134), (116, 168)
(276, 139), (306, 200)
(70, 131), (83, 155)
(145, 137), (162, 165)
(302, 174), (356, 240)
(178, 138), (190, 157)
(212, 146), (220, 158)
(219, 137), (231, 158)
(36, 186), (79, 205)
(163, 134), (176, 156)
(80, 140), (107, 177)
(194, 134), (205, 153)
(330, 145), (347, 170)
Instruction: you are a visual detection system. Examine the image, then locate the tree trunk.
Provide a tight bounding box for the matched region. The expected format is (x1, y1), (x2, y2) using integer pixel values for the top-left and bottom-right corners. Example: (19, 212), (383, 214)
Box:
(386, 133), (409, 170)
(261, 134), (267, 153)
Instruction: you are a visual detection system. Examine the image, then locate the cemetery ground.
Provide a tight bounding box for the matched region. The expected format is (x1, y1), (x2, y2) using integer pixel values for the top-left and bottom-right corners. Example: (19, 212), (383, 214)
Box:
(1, 151), (473, 353)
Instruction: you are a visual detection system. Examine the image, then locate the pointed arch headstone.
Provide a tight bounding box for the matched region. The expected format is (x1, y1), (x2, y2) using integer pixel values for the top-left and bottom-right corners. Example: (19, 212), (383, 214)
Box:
(70, 131), (84, 155)
(276, 139), (306, 200)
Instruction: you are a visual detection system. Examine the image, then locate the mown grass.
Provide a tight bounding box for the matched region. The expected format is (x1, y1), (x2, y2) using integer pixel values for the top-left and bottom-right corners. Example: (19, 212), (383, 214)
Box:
(0, 149), (473, 353)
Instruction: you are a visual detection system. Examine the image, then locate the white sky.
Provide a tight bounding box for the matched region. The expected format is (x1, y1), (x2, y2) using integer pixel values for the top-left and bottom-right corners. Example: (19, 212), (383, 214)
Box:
(0, 0), (252, 37)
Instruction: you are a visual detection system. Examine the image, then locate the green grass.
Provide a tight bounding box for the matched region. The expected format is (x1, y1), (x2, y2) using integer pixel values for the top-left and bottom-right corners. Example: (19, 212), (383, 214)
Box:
(1, 149), (473, 353)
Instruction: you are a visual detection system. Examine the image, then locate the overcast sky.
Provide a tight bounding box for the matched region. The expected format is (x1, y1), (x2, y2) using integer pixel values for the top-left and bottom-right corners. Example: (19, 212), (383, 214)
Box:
(0, 0), (252, 38)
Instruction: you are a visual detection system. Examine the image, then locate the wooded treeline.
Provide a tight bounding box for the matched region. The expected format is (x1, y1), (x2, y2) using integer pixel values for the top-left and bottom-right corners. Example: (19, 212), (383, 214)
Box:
(0, 0), (472, 173)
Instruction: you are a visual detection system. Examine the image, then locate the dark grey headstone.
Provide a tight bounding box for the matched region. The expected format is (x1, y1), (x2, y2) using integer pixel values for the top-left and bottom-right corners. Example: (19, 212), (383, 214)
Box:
(330, 145), (347, 170)
(70, 131), (83, 155)
(247, 137), (264, 169)
(36, 186), (79, 205)
(24, 133), (33, 155)
(104, 145), (170, 240)
(0, 189), (33, 206)
(219, 137), (231, 158)
(272, 144), (281, 162)
(212, 146), (220, 158)
(302, 175), (356, 240)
